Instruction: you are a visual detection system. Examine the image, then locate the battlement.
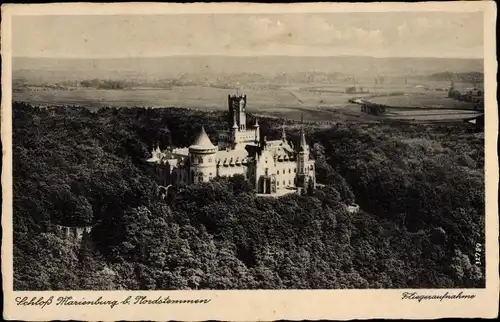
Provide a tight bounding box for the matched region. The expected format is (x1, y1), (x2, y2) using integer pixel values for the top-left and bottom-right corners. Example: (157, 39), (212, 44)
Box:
(228, 93), (248, 130)
(228, 92), (247, 99)
(172, 147), (189, 153)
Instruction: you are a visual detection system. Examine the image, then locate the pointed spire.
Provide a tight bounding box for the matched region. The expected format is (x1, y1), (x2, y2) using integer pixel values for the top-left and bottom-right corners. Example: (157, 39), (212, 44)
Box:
(299, 113), (307, 151)
(190, 125), (216, 150)
(254, 117), (259, 127)
(281, 121), (287, 141)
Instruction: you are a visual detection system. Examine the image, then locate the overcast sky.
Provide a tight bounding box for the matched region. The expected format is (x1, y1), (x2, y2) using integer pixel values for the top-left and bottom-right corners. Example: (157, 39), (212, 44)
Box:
(12, 12), (484, 59)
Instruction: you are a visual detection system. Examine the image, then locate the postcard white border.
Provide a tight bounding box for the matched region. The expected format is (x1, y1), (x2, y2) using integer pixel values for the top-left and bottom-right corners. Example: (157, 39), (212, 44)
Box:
(2, 2), (499, 320)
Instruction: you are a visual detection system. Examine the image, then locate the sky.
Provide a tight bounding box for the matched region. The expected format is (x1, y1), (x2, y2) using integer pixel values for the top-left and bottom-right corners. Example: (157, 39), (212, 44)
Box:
(12, 12), (484, 59)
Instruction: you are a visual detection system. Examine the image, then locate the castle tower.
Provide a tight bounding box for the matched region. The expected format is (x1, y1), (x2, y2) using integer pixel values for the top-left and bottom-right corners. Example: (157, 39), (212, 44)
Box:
(281, 121), (287, 142)
(231, 116), (239, 146)
(228, 94), (247, 131)
(253, 118), (260, 145)
(188, 126), (217, 184)
(296, 114), (310, 189)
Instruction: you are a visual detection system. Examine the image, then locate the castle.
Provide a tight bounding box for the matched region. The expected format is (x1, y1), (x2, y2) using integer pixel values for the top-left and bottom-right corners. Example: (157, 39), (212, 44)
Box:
(147, 94), (316, 195)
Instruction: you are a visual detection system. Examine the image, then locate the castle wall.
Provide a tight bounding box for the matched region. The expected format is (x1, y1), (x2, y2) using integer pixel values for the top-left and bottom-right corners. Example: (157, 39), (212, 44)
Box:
(234, 130), (257, 144)
(49, 224), (93, 242)
(274, 161), (298, 189)
(217, 164), (248, 179)
(189, 151), (217, 183)
(190, 165), (217, 183)
(307, 160), (316, 187)
(170, 167), (189, 184)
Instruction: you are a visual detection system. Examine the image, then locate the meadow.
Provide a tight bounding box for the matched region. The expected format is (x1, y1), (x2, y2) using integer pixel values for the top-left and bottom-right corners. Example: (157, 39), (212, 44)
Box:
(13, 84), (365, 121)
(368, 93), (478, 110)
(13, 79), (482, 123)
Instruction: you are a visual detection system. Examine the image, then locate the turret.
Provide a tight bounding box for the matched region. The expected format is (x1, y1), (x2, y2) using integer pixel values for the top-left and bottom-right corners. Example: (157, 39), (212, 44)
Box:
(231, 116), (239, 144)
(261, 135), (267, 149)
(239, 97), (247, 131)
(296, 114), (310, 179)
(253, 118), (260, 144)
(281, 121), (287, 142)
(189, 126), (217, 154)
(299, 128), (308, 152)
(147, 142), (163, 163)
(188, 126), (217, 184)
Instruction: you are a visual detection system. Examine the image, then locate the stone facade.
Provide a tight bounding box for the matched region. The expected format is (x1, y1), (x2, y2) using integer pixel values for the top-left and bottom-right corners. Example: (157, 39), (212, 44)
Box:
(147, 94), (316, 195)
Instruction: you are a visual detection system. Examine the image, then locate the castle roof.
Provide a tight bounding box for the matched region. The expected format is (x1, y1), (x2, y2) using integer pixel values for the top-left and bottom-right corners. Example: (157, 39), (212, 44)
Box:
(189, 126), (216, 151)
(298, 114), (308, 151)
(281, 122), (287, 140)
(146, 155), (160, 163)
(299, 129), (308, 151)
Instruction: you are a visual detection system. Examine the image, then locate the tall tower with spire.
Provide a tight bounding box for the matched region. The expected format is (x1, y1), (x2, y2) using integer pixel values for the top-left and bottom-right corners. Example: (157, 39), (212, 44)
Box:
(253, 118), (260, 144)
(281, 121), (287, 142)
(296, 114), (311, 189)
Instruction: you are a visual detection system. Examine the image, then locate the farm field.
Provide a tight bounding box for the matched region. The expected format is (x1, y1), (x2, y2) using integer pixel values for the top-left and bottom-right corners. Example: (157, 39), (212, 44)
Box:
(367, 93), (478, 109)
(386, 109), (480, 116)
(385, 109), (480, 121)
(13, 85), (366, 121)
(13, 81), (482, 123)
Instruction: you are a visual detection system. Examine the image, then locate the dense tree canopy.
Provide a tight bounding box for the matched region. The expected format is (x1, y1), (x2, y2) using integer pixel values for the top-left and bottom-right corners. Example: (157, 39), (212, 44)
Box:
(12, 102), (485, 290)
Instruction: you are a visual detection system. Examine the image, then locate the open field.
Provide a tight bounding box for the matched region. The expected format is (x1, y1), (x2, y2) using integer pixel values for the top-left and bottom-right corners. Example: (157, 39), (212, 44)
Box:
(368, 93), (478, 110)
(13, 84), (366, 122)
(13, 79), (483, 123)
(385, 109), (480, 121)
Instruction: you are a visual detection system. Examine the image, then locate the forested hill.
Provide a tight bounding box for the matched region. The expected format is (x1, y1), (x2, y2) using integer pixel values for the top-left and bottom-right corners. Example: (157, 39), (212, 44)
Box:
(12, 102), (484, 290)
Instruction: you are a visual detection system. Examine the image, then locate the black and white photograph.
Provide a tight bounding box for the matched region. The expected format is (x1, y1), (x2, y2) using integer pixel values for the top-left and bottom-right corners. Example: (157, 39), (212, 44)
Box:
(2, 1), (498, 320)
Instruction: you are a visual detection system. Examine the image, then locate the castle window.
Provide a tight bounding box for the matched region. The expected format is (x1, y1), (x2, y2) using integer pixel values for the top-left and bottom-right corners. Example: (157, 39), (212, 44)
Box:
(289, 169), (291, 174)
(198, 157), (203, 163)
(277, 181), (279, 186)
(289, 180), (291, 185)
(208, 157), (212, 163)
(283, 180), (286, 185)
(294, 168), (296, 173)
(282, 170), (285, 174)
